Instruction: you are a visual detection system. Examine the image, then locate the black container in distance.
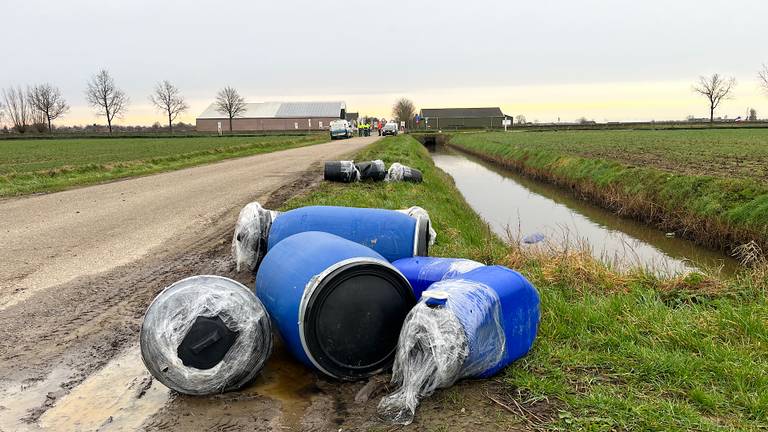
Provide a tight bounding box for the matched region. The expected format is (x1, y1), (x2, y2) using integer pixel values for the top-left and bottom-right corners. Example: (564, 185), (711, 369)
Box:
(386, 163), (423, 183)
(403, 168), (422, 183)
(324, 161), (359, 183)
(355, 160), (387, 181)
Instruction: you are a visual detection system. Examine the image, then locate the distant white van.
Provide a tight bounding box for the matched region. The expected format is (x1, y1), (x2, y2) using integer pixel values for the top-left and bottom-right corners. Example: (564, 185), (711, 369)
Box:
(329, 120), (354, 139)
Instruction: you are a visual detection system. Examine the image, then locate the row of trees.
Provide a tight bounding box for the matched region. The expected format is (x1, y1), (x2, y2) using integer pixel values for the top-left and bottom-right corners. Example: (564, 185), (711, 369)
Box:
(1, 69), (191, 134)
(4, 65), (768, 133)
(1, 85), (69, 133)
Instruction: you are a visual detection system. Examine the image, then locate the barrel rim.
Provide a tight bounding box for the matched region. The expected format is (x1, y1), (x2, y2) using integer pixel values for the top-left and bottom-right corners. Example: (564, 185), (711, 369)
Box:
(140, 275), (254, 328)
(412, 215), (429, 257)
(297, 257), (414, 380)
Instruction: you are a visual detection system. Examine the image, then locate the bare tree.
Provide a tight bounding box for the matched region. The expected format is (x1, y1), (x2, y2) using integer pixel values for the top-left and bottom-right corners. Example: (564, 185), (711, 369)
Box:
(514, 114), (526, 125)
(85, 69), (129, 134)
(28, 83), (69, 133)
(392, 98), (415, 129)
(1, 86), (32, 133)
(759, 64), (768, 96)
(693, 74), (736, 123)
(215, 86), (247, 132)
(149, 80), (188, 134)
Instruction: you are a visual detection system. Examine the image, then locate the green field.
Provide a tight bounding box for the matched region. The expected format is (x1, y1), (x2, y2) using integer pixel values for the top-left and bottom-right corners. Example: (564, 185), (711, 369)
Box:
(448, 129), (768, 253)
(284, 135), (768, 431)
(462, 129), (768, 182)
(0, 134), (327, 197)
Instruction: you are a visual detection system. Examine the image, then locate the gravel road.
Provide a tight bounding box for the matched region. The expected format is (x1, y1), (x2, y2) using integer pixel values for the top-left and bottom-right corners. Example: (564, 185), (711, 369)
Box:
(0, 137), (373, 310)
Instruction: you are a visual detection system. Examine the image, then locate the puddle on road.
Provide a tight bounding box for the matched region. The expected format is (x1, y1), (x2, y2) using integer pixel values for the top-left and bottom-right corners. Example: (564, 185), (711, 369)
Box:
(0, 366), (74, 431)
(39, 348), (169, 431)
(249, 342), (319, 429)
(1, 341), (323, 431)
(140, 342), (321, 430)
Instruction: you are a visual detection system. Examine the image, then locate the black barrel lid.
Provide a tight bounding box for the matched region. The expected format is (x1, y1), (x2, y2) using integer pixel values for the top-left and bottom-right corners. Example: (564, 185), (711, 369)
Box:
(303, 261), (415, 380)
(177, 315), (239, 370)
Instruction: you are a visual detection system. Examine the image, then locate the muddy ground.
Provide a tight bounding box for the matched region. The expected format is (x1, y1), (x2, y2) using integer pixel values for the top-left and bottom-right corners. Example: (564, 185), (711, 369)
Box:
(0, 168), (552, 432)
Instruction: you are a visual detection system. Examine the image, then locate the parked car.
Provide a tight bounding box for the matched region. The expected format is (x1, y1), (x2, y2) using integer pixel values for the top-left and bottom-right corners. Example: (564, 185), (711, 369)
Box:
(329, 120), (354, 139)
(382, 122), (398, 136)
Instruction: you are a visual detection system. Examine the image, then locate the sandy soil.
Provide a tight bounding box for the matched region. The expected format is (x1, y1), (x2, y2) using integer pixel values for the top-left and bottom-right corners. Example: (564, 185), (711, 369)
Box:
(0, 135), (550, 431)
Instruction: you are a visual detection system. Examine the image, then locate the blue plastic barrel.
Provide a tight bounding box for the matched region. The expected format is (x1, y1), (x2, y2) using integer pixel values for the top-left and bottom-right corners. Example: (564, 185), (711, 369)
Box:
(392, 257), (484, 299)
(377, 265), (540, 424)
(422, 265), (540, 377)
(267, 206), (430, 262)
(255, 231), (416, 380)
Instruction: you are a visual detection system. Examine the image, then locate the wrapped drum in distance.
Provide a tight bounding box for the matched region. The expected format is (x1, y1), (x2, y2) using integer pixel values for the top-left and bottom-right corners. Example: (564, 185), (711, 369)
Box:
(255, 231), (415, 380)
(355, 160), (387, 181)
(385, 163), (423, 183)
(324, 160), (360, 183)
(267, 205), (430, 262)
(140, 275), (273, 395)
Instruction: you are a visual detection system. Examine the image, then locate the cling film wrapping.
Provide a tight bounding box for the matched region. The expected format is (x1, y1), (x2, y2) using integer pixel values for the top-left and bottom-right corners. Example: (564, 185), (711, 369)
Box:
(140, 275), (273, 396)
(232, 202), (280, 272)
(338, 160), (361, 182)
(396, 206), (438, 246)
(378, 279), (505, 425)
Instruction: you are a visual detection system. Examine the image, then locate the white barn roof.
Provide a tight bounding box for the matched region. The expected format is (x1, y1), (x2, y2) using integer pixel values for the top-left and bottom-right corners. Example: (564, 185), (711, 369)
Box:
(197, 101), (345, 119)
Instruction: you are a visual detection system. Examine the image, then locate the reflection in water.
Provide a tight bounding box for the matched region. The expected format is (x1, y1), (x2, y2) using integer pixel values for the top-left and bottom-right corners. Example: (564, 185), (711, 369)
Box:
(431, 146), (738, 274)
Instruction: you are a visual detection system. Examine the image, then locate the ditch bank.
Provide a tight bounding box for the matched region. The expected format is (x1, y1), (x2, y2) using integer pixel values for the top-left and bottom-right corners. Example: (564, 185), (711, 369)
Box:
(438, 132), (768, 259)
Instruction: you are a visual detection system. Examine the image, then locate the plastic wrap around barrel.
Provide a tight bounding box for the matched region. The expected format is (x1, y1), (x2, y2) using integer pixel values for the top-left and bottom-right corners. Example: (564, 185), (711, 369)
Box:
(432, 266), (540, 377)
(393, 257), (484, 299)
(267, 206), (429, 262)
(324, 161), (359, 183)
(256, 231), (416, 380)
(140, 275), (273, 396)
(355, 160), (387, 181)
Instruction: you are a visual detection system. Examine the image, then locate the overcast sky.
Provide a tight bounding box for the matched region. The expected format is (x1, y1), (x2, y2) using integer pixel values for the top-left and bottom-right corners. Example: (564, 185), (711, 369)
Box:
(2, 0), (767, 125)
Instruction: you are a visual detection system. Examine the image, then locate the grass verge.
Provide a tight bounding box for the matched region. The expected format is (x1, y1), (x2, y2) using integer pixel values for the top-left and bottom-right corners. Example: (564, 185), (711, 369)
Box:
(0, 134), (327, 197)
(283, 135), (768, 431)
(447, 131), (768, 255)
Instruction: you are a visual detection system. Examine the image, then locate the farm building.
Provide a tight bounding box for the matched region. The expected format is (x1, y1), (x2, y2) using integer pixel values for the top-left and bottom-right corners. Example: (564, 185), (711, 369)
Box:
(418, 107), (507, 129)
(196, 101), (346, 132)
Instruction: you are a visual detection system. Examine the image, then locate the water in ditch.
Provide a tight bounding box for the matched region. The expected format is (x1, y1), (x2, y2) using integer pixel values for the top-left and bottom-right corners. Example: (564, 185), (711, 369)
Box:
(430, 145), (739, 275)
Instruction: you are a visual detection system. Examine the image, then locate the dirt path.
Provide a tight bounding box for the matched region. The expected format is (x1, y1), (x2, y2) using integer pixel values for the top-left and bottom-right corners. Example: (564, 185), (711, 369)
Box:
(0, 137), (374, 310)
(0, 135), (546, 431)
